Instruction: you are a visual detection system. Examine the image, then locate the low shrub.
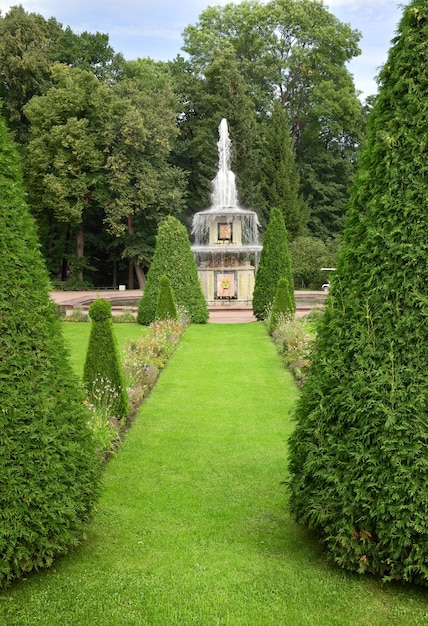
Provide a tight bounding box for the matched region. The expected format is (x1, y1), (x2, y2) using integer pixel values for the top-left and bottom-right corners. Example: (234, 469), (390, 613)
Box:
(62, 308), (89, 322)
(84, 377), (121, 458)
(155, 274), (178, 321)
(268, 278), (295, 335)
(271, 316), (313, 384)
(113, 309), (137, 324)
(123, 316), (187, 407)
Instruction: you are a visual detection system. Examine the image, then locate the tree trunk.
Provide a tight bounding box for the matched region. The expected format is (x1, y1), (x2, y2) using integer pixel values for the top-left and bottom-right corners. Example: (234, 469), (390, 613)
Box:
(112, 258), (117, 289)
(76, 224), (84, 280)
(128, 261), (134, 290)
(134, 262), (146, 289)
(126, 212), (146, 289)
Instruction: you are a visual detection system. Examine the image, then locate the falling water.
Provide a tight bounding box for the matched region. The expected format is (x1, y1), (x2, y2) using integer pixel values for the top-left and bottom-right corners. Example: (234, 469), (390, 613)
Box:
(191, 118), (261, 248)
(211, 118), (238, 208)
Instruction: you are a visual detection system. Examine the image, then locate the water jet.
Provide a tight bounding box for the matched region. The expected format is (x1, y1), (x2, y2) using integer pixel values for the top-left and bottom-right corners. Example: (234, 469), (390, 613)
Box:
(191, 119), (262, 307)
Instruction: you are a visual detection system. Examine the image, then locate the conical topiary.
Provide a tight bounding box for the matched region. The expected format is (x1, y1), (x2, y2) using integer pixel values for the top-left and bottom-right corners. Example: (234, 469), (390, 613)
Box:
(83, 299), (129, 422)
(268, 277), (294, 335)
(137, 216), (208, 325)
(288, 0), (428, 585)
(0, 114), (101, 586)
(252, 207), (295, 320)
(155, 274), (178, 320)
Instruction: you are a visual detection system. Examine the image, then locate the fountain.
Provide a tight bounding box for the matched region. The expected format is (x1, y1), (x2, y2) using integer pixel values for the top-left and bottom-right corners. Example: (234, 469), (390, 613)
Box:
(191, 119), (262, 307)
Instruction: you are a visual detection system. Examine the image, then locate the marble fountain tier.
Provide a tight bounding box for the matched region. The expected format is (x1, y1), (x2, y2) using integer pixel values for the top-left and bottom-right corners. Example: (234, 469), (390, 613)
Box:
(191, 119), (262, 307)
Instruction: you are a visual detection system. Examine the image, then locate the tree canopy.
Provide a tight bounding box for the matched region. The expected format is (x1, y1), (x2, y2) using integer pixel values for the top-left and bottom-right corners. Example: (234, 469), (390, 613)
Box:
(180, 0), (365, 238)
(0, 1), (369, 286)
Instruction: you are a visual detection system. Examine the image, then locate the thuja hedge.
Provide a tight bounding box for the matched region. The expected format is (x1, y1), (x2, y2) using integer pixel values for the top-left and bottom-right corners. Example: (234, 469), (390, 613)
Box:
(138, 216), (208, 325)
(0, 115), (101, 586)
(268, 278), (294, 335)
(288, 0), (428, 585)
(155, 275), (178, 321)
(83, 299), (130, 421)
(252, 207), (295, 320)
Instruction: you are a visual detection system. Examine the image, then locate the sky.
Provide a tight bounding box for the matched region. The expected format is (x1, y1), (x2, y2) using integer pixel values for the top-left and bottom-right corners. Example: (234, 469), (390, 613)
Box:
(0, 0), (405, 100)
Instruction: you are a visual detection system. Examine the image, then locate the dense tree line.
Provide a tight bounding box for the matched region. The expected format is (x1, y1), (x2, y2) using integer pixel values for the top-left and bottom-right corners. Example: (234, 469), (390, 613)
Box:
(0, 2), (367, 288)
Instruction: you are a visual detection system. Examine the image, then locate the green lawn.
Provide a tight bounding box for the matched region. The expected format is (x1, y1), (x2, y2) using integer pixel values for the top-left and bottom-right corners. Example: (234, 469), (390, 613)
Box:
(61, 321), (146, 378)
(1, 323), (427, 625)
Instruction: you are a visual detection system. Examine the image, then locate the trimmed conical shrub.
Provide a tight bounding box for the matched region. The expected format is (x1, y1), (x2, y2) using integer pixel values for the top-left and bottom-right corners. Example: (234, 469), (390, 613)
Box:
(83, 299), (129, 422)
(0, 115), (101, 586)
(155, 275), (178, 320)
(288, 0), (428, 585)
(252, 207), (295, 320)
(138, 216), (208, 325)
(268, 277), (294, 335)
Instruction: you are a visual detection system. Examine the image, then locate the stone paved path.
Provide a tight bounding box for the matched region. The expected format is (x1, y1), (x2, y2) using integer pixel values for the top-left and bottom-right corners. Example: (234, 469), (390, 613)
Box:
(50, 290), (325, 322)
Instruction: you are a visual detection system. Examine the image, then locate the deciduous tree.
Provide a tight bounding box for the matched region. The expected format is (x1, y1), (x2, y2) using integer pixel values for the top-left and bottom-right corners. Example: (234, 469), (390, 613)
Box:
(24, 65), (110, 283)
(0, 6), (62, 142)
(103, 59), (187, 289)
(181, 0), (364, 240)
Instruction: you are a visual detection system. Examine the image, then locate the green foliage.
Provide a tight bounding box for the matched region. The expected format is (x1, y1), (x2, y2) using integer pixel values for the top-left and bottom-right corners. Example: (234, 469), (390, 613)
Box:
(83, 299), (129, 421)
(137, 216), (208, 325)
(0, 6), (63, 141)
(252, 207), (295, 320)
(156, 275), (178, 320)
(171, 47), (262, 215)
(62, 308), (89, 322)
(123, 317), (187, 407)
(270, 316), (313, 384)
(85, 378), (121, 457)
(54, 27), (123, 79)
(259, 100), (309, 236)
(112, 309), (137, 324)
(0, 114), (101, 586)
(268, 278), (294, 335)
(288, 0), (428, 585)
(181, 0), (365, 239)
(104, 63), (187, 280)
(290, 235), (340, 288)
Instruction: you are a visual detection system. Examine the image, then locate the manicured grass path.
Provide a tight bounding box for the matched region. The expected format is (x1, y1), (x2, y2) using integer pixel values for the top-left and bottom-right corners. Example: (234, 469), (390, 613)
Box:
(1, 324), (428, 625)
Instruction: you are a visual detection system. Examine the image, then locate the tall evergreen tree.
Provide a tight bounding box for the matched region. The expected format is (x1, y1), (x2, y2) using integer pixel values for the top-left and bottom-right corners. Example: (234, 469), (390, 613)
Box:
(288, 0), (428, 585)
(137, 216), (208, 325)
(0, 115), (101, 586)
(259, 100), (308, 236)
(252, 207), (295, 320)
